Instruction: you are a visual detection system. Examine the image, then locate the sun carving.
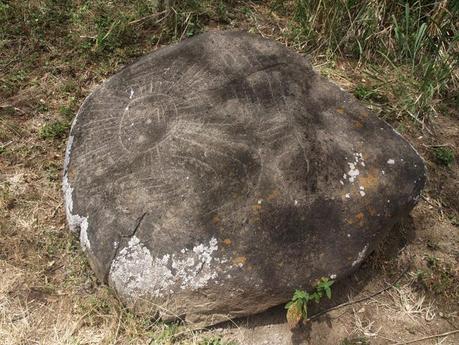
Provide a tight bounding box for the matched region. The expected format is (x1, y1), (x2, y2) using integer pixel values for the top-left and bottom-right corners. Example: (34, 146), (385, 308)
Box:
(71, 50), (301, 218)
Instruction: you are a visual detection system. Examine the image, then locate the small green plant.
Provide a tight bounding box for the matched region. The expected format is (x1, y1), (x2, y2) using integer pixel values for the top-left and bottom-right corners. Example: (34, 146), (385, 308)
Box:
(285, 277), (334, 327)
(353, 84), (388, 104)
(354, 85), (373, 100)
(39, 121), (70, 140)
(59, 105), (76, 120)
(433, 146), (454, 167)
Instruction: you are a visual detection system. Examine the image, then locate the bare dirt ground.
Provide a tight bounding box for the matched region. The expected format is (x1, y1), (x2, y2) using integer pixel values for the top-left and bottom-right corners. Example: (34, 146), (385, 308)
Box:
(1, 2), (458, 345)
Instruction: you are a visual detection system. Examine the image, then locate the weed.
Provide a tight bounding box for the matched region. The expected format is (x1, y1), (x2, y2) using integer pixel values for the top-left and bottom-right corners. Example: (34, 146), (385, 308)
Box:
(354, 85), (374, 101)
(433, 146), (454, 167)
(216, 1), (231, 24)
(285, 277), (334, 327)
(157, 1), (238, 41)
(353, 84), (388, 104)
(39, 121), (70, 140)
(58, 106), (73, 119)
(270, 0), (289, 15)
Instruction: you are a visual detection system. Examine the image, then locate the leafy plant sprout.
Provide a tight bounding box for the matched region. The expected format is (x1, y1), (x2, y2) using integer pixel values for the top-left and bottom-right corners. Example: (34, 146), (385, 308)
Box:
(285, 277), (334, 326)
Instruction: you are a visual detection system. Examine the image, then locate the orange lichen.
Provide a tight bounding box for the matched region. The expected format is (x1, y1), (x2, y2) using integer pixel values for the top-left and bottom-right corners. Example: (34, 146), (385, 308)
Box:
(355, 212), (364, 222)
(212, 215), (221, 225)
(232, 256), (247, 266)
(346, 212), (365, 226)
(223, 238), (232, 246)
(358, 169), (379, 190)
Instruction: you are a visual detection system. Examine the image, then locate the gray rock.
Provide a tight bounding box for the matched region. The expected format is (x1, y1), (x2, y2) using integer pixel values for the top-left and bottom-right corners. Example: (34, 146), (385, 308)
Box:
(63, 31), (426, 326)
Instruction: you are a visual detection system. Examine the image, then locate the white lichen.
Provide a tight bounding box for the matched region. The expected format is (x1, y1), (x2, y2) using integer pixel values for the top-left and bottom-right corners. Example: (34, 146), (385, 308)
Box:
(352, 244), (368, 267)
(63, 174), (90, 250)
(63, 135), (90, 251)
(343, 152), (365, 183)
(347, 163), (360, 183)
(109, 236), (221, 299)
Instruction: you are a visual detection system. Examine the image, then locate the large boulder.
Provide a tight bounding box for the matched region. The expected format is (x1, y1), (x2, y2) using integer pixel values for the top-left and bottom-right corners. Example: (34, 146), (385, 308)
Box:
(63, 31), (425, 326)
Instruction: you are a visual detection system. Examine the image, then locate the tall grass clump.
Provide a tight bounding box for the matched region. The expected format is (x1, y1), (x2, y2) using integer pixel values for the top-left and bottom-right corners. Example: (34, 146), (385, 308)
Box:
(156, 0), (236, 40)
(272, 0), (458, 122)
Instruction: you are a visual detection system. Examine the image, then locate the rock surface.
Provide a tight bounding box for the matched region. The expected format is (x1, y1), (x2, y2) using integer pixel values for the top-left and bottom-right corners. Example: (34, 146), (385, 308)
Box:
(63, 31), (426, 326)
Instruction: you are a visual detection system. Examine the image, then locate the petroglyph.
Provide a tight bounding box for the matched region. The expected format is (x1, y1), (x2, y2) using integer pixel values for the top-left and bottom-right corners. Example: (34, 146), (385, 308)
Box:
(64, 31), (426, 326)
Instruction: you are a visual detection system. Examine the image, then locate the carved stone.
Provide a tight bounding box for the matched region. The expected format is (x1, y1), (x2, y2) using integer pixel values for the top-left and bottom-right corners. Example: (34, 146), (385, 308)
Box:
(63, 31), (426, 326)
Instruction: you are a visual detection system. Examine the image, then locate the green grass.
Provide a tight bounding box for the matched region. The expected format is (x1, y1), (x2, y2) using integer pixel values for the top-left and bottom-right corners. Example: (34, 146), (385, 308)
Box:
(1, 0), (456, 124)
(39, 121), (70, 140)
(1, 1), (458, 344)
(433, 146), (455, 167)
(272, 0), (458, 122)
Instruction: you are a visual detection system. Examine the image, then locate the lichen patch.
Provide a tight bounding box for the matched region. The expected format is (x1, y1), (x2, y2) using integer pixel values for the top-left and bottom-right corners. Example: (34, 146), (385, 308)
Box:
(352, 244), (368, 267)
(63, 141), (90, 252)
(343, 152), (365, 183)
(109, 236), (222, 299)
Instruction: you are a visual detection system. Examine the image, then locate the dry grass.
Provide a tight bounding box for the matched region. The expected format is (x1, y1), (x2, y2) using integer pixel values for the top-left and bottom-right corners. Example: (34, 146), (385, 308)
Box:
(1, 1), (458, 344)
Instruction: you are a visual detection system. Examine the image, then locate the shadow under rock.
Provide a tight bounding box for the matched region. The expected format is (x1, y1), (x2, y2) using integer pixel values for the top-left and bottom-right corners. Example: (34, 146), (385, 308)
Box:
(212, 215), (416, 344)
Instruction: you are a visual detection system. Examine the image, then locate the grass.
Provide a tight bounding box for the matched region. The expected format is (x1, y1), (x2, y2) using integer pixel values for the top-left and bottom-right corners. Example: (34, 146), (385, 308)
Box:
(0, 0), (458, 344)
(40, 121), (70, 140)
(433, 146), (455, 166)
(273, 0), (457, 123)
